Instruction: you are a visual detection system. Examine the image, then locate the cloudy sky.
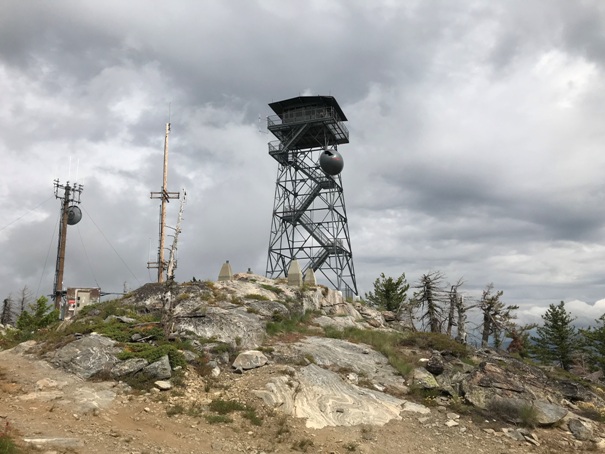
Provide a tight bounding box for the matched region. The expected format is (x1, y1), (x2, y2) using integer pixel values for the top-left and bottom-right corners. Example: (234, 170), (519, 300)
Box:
(1, 0), (604, 329)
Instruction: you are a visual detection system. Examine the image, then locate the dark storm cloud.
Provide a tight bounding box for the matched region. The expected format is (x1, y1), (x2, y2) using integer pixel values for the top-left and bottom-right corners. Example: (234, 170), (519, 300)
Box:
(1, 0), (604, 324)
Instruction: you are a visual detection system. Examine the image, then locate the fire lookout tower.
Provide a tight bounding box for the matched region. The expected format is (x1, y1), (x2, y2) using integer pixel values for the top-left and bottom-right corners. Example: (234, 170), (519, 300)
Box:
(265, 96), (357, 295)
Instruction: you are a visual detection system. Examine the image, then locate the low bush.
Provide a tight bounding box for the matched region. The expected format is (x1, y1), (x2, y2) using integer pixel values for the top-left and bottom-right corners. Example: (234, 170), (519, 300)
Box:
(487, 399), (538, 428)
(265, 310), (315, 336)
(399, 331), (468, 358)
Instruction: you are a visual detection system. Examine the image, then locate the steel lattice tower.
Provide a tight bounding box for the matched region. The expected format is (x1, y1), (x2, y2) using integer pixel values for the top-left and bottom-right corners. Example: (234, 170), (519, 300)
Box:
(265, 96), (357, 295)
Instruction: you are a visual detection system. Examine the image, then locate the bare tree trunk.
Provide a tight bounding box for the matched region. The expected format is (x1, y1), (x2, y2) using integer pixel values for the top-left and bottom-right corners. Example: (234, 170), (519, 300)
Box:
(18, 286), (31, 315)
(454, 295), (468, 344)
(481, 311), (491, 348)
(447, 281), (463, 337)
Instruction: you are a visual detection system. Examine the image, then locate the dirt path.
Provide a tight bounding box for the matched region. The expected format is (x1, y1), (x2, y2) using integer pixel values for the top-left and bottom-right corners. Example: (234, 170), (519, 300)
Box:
(0, 346), (577, 453)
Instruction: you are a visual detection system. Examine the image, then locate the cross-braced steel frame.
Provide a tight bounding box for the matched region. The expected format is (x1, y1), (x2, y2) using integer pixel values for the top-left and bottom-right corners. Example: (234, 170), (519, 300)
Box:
(265, 96), (357, 296)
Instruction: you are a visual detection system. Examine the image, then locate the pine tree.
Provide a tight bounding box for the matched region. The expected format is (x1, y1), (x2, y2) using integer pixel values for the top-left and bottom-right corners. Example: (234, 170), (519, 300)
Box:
(580, 314), (605, 375)
(530, 301), (576, 371)
(16, 296), (58, 333)
(364, 272), (410, 313)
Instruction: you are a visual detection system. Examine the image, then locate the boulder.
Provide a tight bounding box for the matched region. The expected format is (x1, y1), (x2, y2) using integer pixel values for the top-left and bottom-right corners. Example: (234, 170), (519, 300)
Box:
(425, 352), (445, 376)
(568, 418), (593, 441)
(50, 334), (120, 379)
(412, 368), (439, 389)
(174, 305), (266, 349)
(110, 358), (149, 378)
(532, 400), (568, 426)
(232, 350), (268, 371)
(143, 355), (172, 380)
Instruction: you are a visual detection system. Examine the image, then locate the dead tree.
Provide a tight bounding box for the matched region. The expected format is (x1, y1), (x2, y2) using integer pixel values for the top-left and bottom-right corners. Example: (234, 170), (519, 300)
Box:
(415, 271), (446, 333)
(1, 296), (14, 326)
(446, 279), (464, 337)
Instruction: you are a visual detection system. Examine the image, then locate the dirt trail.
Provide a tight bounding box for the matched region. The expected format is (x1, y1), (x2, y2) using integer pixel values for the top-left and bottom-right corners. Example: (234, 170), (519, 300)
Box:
(0, 347), (573, 453)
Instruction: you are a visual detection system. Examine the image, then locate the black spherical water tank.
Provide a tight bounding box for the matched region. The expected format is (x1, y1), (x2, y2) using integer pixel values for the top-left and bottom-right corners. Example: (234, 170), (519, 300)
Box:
(67, 206), (82, 225)
(319, 148), (344, 176)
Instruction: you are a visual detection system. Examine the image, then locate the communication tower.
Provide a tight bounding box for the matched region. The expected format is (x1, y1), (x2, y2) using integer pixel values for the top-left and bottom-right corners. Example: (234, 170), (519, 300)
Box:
(265, 96), (357, 295)
(53, 179), (84, 311)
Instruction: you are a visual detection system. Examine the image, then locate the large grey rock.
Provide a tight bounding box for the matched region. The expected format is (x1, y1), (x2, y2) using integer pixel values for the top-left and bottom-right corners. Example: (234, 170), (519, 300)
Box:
(312, 315), (366, 331)
(174, 305), (266, 349)
(143, 355), (172, 380)
(253, 364), (405, 429)
(412, 368), (439, 389)
(232, 350), (268, 371)
(110, 358), (149, 378)
(568, 418), (593, 441)
(425, 352), (445, 376)
(50, 334), (120, 379)
(302, 287), (360, 317)
(532, 400), (568, 426)
(272, 337), (405, 391)
(460, 362), (526, 409)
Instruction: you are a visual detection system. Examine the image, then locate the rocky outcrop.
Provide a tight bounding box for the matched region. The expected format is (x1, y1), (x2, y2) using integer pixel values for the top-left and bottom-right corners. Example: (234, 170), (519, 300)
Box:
(174, 304), (266, 349)
(48, 333), (120, 379)
(253, 364), (410, 429)
(271, 337), (407, 393)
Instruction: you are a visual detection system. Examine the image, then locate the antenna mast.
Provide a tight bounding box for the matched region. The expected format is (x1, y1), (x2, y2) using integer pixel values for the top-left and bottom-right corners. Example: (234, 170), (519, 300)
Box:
(53, 179), (84, 311)
(148, 123), (180, 283)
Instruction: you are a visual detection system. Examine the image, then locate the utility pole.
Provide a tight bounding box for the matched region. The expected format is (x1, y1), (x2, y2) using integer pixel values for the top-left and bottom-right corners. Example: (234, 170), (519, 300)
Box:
(53, 180), (83, 311)
(148, 123), (180, 283)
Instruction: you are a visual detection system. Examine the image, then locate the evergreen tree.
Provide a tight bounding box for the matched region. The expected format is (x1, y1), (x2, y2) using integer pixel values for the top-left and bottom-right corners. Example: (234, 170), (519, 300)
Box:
(364, 272), (410, 313)
(530, 301), (576, 371)
(580, 314), (605, 375)
(16, 296), (58, 333)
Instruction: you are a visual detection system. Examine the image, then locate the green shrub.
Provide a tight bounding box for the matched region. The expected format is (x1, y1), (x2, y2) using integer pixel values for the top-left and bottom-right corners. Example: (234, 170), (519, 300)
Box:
(260, 284), (284, 295)
(204, 415), (233, 424)
(487, 399), (538, 428)
(121, 371), (157, 391)
(208, 399), (246, 414)
(399, 331), (468, 358)
(244, 294), (270, 301)
(322, 326), (413, 376)
(166, 404), (185, 417)
(265, 310), (315, 336)
(0, 422), (19, 454)
(243, 408), (263, 426)
(292, 438), (314, 452)
(118, 343), (186, 369)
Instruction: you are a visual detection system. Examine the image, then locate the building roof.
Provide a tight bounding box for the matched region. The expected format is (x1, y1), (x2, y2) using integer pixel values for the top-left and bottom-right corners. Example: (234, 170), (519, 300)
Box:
(268, 96), (348, 121)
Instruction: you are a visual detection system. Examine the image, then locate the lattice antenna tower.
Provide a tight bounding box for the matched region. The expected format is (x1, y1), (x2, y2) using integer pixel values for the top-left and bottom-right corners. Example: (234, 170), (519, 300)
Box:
(148, 123), (180, 283)
(265, 96), (357, 295)
(53, 179), (84, 310)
